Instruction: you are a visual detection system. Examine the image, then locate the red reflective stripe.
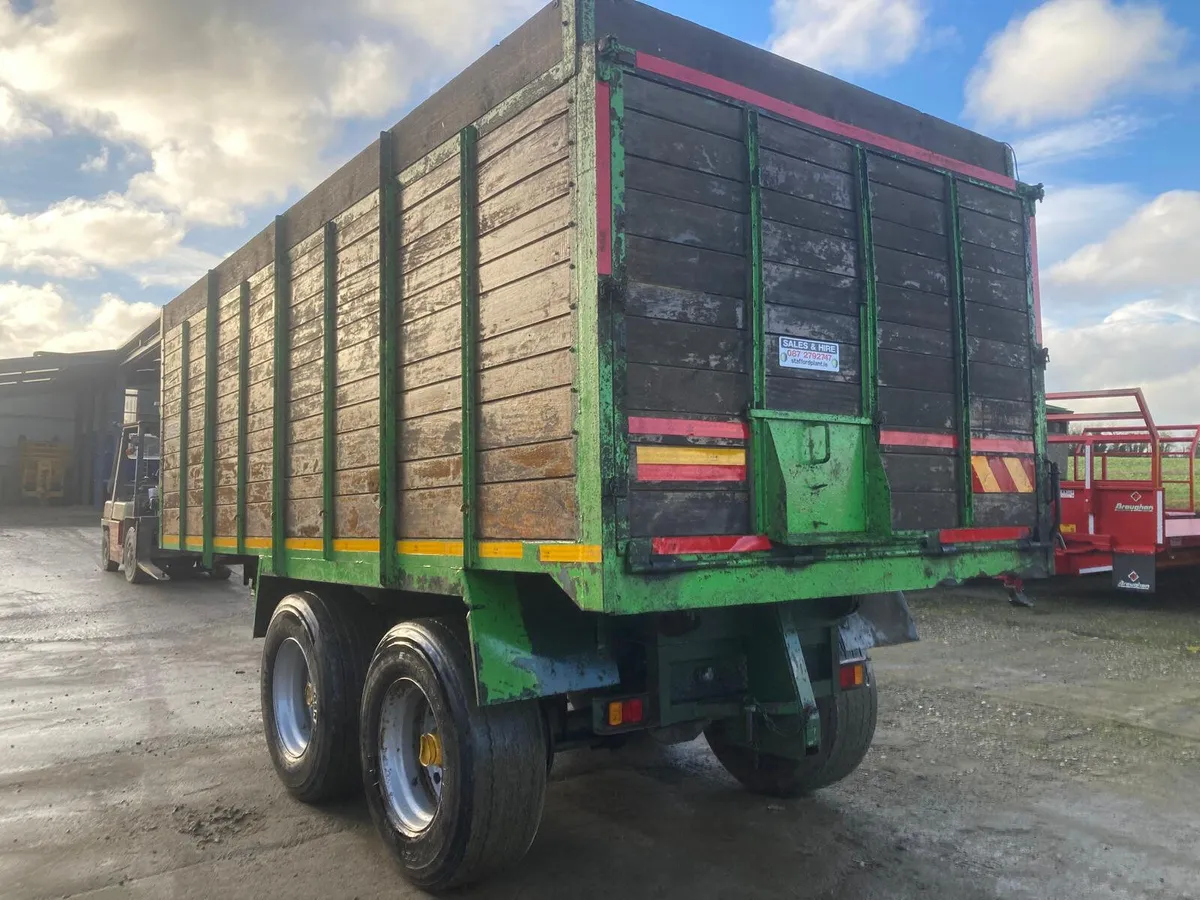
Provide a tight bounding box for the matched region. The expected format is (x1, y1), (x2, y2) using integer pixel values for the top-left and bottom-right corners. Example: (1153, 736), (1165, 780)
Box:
(651, 535), (772, 555)
(635, 52), (1016, 190)
(628, 416), (750, 440)
(636, 464), (746, 482)
(971, 463), (985, 493)
(939, 527), (1030, 544)
(596, 81), (612, 276)
(990, 457), (1018, 493)
(973, 437), (1036, 454)
(879, 429), (958, 449)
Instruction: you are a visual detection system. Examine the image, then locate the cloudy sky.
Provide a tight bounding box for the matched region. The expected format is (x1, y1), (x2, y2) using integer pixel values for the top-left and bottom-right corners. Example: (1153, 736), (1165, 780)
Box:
(0, 0), (1197, 419)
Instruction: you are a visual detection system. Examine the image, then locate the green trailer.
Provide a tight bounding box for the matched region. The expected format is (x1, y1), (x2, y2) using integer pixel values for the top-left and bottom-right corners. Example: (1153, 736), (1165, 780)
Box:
(158, 0), (1052, 889)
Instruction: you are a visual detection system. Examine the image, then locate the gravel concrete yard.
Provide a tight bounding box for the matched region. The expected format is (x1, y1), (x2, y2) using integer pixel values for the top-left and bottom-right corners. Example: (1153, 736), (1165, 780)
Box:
(2, 511), (1199, 899)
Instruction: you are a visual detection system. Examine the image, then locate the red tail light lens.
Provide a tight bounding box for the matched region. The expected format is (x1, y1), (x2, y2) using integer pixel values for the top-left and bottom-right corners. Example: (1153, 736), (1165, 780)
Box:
(840, 662), (865, 690)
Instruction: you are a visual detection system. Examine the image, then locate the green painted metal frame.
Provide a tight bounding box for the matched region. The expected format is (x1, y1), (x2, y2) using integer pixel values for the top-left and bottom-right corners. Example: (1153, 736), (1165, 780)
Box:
(946, 177), (975, 526)
(271, 216), (291, 574)
(1022, 186), (1051, 540)
(852, 146), (880, 424)
(378, 131), (400, 586)
(322, 221), (338, 560)
(178, 320), (190, 551)
(202, 271), (219, 566)
(459, 125), (480, 570)
(744, 108), (768, 533)
(236, 281), (250, 556)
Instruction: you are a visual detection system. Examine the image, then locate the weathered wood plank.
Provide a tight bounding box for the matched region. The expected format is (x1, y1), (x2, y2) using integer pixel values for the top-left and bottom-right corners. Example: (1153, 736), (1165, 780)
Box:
(762, 219), (858, 276)
(958, 183), (1023, 223)
(761, 189), (856, 239)
(970, 360), (1033, 402)
(478, 195), (571, 264)
(477, 82), (571, 164)
(479, 159), (570, 236)
(878, 348), (954, 393)
(624, 76), (742, 139)
(626, 282), (745, 330)
(759, 117), (854, 172)
(479, 386), (574, 451)
(867, 155), (946, 200)
(872, 219), (948, 261)
(879, 387), (956, 431)
(766, 305), (860, 345)
(479, 314), (572, 371)
(479, 478), (578, 540)
(478, 229), (570, 295)
(477, 114), (569, 203)
(869, 181), (947, 235)
(966, 302), (1029, 345)
(970, 398), (1034, 434)
(973, 493), (1037, 528)
(962, 241), (1026, 281)
(627, 364), (749, 416)
(891, 492), (959, 531)
(968, 336), (1030, 369)
(480, 348), (574, 405)
(402, 181), (460, 249)
(627, 236), (745, 299)
(479, 263), (570, 340)
(627, 317), (745, 373)
(876, 284), (953, 332)
(879, 321), (954, 358)
(625, 190), (744, 254)
(766, 377), (861, 415)
(760, 150), (853, 210)
(628, 490), (750, 538)
(398, 486), (463, 539)
(624, 109), (745, 181)
(762, 261), (858, 318)
(963, 267), (1028, 312)
(626, 157), (747, 214)
(882, 451), (958, 493)
(960, 207), (1024, 255)
(875, 246), (949, 295)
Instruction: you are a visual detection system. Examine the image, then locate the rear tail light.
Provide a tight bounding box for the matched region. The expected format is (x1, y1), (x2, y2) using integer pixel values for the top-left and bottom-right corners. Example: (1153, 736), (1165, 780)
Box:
(606, 697), (645, 727)
(840, 662), (866, 690)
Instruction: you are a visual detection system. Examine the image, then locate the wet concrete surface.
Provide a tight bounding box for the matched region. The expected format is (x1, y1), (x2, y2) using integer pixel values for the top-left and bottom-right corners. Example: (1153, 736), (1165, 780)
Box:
(2, 511), (1199, 899)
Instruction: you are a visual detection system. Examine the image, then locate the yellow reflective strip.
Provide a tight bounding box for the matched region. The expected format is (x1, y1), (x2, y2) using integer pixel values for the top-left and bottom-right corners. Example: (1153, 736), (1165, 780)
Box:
(539, 544), (603, 564)
(161, 535), (180, 549)
(184, 537), (203, 550)
(479, 542), (524, 559)
(1004, 457), (1034, 493)
(244, 537), (273, 550)
(213, 537), (237, 549)
(636, 445), (746, 466)
(332, 538), (381, 553)
(285, 538), (323, 552)
(972, 456), (1000, 493)
(397, 540), (464, 557)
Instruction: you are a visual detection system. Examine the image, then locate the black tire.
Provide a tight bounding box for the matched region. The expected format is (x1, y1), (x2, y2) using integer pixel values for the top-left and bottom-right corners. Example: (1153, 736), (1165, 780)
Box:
(123, 526), (148, 584)
(706, 662), (878, 797)
(210, 564), (233, 581)
(101, 528), (119, 572)
(261, 592), (377, 803)
(360, 619), (547, 892)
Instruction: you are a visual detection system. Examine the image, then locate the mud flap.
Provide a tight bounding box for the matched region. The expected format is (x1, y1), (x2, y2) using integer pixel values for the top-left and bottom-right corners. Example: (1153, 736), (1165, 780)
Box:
(839, 592), (919, 659)
(465, 572), (620, 706)
(1113, 553), (1155, 594)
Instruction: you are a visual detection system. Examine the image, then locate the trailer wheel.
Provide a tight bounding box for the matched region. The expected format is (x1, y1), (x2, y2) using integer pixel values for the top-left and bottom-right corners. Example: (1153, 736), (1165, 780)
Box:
(101, 528), (119, 572)
(360, 619), (547, 892)
(261, 592), (376, 803)
(706, 662), (878, 797)
(123, 526), (148, 585)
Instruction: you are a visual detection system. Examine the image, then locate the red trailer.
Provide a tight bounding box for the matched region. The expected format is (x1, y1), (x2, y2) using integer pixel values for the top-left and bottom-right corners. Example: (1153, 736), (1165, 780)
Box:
(1048, 389), (1200, 592)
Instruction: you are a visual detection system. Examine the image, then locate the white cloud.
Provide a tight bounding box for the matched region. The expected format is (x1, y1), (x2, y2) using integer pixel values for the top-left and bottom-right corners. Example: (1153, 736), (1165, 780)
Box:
(0, 194), (218, 287)
(80, 147), (110, 173)
(1012, 113), (1144, 172)
(1045, 298), (1200, 424)
(1048, 191), (1200, 292)
(0, 84), (49, 141)
(965, 0), (1196, 128)
(0, 282), (158, 359)
(1035, 182), (1142, 268)
(769, 0), (926, 74)
(0, 0), (541, 227)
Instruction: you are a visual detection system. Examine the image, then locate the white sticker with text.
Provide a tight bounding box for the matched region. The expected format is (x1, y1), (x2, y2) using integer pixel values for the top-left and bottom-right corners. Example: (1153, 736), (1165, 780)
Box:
(779, 337), (840, 373)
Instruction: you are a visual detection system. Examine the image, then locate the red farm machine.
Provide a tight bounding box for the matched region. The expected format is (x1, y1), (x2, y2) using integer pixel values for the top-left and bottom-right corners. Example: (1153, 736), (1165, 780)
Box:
(1048, 388), (1200, 593)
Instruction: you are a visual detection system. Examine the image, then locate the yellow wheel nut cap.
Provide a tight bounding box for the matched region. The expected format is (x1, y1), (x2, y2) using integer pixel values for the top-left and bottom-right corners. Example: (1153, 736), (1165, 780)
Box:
(419, 732), (443, 767)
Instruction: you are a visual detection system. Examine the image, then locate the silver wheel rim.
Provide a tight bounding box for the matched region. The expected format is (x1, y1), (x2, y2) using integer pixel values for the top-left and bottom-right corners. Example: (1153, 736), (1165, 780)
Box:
(273, 638), (314, 758)
(378, 678), (443, 836)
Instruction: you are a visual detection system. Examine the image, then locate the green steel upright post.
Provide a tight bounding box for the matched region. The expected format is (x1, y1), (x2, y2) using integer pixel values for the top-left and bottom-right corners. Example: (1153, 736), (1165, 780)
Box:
(1023, 188), (1049, 538)
(272, 216), (291, 571)
(853, 147), (880, 423)
(744, 109), (767, 531)
(178, 320), (190, 550)
(202, 271), (219, 567)
(378, 132), (400, 584)
(459, 126), (480, 570)
(322, 220), (338, 560)
(236, 281), (250, 555)
(947, 178), (975, 526)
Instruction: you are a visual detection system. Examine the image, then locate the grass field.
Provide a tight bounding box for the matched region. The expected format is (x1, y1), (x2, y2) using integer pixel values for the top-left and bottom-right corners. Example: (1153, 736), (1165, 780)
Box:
(1063, 455), (1197, 510)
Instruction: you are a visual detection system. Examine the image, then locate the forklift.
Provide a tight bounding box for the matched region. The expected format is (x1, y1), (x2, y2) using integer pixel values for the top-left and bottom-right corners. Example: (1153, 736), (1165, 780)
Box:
(100, 421), (231, 583)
